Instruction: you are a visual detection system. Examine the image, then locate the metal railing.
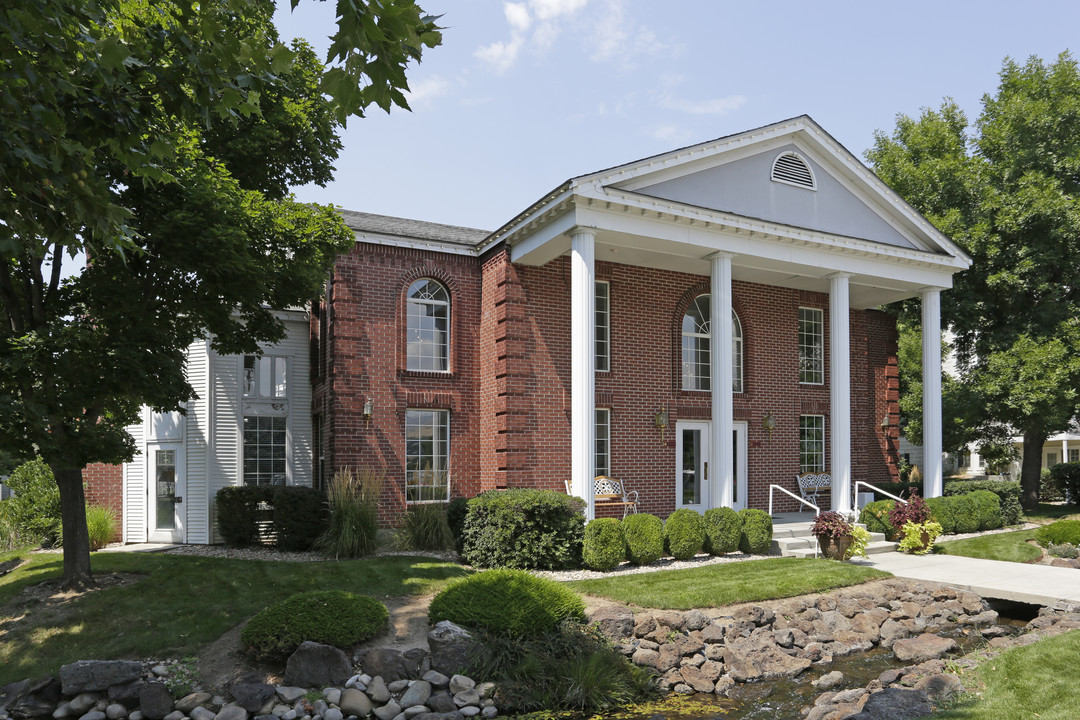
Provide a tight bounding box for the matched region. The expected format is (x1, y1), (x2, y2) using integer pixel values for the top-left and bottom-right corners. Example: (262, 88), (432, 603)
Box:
(853, 481), (908, 509)
(769, 484), (820, 516)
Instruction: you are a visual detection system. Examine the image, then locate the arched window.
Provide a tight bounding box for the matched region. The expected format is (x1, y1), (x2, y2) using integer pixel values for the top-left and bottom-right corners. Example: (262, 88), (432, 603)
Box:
(681, 294), (743, 392)
(771, 151), (816, 190)
(406, 279), (449, 372)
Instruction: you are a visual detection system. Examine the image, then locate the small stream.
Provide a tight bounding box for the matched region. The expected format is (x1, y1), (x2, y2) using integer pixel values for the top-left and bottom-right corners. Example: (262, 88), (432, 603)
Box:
(602, 600), (1038, 720)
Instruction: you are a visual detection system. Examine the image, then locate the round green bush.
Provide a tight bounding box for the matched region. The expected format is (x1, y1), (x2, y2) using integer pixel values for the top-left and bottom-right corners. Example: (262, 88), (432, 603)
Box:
(664, 509), (706, 560)
(621, 513), (664, 565)
(1036, 519), (1080, 547)
(703, 507), (743, 555)
(240, 590), (388, 662)
(428, 569), (586, 637)
(737, 508), (773, 554)
(969, 490), (1003, 531)
(951, 493), (979, 534)
(859, 500), (897, 539)
(5, 458), (62, 547)
(461, 489), (585, 570)
(583, 518), (626, 571)
(924, 497), (957, 534)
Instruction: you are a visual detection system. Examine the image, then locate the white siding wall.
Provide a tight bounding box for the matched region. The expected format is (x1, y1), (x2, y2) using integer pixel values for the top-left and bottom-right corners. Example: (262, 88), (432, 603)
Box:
(209, 350), (240, 544)
(185, 340), (211, 543)
(123, 422), (146, 543)
(280, 315), (313, 488)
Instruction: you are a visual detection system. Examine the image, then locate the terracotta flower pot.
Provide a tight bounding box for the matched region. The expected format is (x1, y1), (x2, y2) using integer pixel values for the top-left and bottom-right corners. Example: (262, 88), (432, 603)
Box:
(817, 534), (853, 560)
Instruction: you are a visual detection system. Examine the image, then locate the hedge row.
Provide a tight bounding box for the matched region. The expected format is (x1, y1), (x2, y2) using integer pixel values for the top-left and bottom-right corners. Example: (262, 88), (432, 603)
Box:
(581, 508), (773, 571)
(460, 489), (585, 570)
(943, 479), (1022, 525)
(215, 485), (328, 551)
(859, 489), (1004, 539)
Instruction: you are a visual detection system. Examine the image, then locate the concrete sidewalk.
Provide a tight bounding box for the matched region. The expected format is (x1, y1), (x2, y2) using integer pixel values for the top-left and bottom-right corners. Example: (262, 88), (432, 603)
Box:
(859, 552), (1080, 607)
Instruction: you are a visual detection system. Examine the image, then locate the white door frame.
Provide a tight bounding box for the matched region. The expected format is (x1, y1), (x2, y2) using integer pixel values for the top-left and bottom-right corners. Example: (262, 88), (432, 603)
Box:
(147, 443), (185, 543)
(675, 420), (748, 512)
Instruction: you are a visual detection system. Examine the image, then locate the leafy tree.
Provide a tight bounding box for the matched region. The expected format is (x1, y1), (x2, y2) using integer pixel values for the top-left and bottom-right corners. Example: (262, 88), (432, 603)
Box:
(1, 0), (441, 588)
(868, 53), (1080, 510)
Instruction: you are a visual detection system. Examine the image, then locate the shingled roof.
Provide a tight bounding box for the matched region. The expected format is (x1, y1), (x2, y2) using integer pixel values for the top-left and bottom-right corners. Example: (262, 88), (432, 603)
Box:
(339, 209), (490, 250)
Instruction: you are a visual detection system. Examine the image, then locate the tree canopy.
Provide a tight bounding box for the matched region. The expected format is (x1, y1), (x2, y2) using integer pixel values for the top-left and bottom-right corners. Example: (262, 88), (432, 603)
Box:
(1, 0), (441, 587)
(868, 52), (1080, 509)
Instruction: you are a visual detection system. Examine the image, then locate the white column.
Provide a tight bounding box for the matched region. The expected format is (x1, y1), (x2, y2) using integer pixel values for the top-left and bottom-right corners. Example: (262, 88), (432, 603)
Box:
(1062, 438), (1069, 466)
(710, 254), (734, 508)
(571, 228), (597, 520)
(922, 287), (944, 498)
(829, 273), (852, 512)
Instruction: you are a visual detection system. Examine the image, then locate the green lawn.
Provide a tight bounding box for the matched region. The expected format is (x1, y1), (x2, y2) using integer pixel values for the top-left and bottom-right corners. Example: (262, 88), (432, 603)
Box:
(922, 629), (1080, 720)
(566, 557), (890, 610)
(935, 529), (1043, 563)
(0, 550), (468, 685)
(1023, 503), (1080, 523)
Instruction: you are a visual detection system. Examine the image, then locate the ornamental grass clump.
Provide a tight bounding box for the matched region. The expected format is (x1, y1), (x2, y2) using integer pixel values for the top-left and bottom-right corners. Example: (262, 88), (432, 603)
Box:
(85, 505), (117, 551)
(315, 467), (384, 559)
(663, 508), (706, 560)
(240, 590), (388, 662)
(399, 502), (455, 551)
(582, 518), (626, 571)
(1036, 519), (1080, 547)
(621, 513), (664, 565)
(703, 507), (742, 555)
(428, 569), (586, 637)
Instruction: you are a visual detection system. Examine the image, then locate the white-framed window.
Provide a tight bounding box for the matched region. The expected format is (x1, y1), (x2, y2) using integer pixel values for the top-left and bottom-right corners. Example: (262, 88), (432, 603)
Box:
(405, 409), (450, 502)
(243, 355), (287, 398)
(406, 279), (450, 372)
(595, 408), (611, 477)
(799, 415), (825, 474)
(1070, 449), (1079, 464)
(596, 281), (610, 372)
(1047, 452), (1058, 468)
(798, 307), (824, 384)
(680, 294), (743, 392)
(243, 415), (287, 486)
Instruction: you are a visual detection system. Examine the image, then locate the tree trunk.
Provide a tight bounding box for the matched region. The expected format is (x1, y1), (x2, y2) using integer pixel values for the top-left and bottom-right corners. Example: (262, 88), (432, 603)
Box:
(1020, 428), (1046, 512)
(54, 464), (95, 590)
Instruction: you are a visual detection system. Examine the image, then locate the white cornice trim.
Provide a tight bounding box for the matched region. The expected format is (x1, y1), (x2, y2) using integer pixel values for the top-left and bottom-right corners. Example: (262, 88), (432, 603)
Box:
(353, 230), (478, 257)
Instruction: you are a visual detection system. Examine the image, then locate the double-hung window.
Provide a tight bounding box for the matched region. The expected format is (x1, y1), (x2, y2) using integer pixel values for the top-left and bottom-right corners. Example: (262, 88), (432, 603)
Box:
(799, 415), (825, 474)
(680, 295), (743, 392)
(595, 281), (610, 372)
(798, 308), (824, 384)
(405, 409), (450, 502)
(243, 416), (287, 486)
(406, 280), (450, 372)
(595, 408), (611, 477)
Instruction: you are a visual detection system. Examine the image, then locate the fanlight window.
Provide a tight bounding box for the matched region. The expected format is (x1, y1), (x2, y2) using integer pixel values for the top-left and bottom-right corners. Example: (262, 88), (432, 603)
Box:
(771, 151), (816, 190)
(681, 295), (743, 392)
(406, 279), (450, 372)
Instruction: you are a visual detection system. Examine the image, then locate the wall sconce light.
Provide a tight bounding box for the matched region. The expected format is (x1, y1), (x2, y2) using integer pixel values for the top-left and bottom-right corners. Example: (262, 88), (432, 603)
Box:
(363, 398), (374, 427)
(653, 405), (669, 445)
(762, 412), (777, 441)
(880, 414), (890, 437)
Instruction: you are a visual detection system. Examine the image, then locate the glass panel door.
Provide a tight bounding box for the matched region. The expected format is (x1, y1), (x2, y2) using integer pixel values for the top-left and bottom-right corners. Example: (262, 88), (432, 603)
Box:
(148, 444), (184, 542)
(676, 421), (710, 511)
(155, 450), (176, 531)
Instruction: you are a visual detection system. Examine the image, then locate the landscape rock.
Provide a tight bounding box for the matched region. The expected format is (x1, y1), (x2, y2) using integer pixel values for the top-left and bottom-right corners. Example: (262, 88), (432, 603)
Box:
(845, 688), (932, 720)
(425, 693), (456, 714)
(586, 605), (635, 641)
(812, 671), (844, 689)
(446, 677), (473, 696)
(421, 673), (449, 689)
(105, 704), (127, 720)
(176, 693), (213, 714)
(215, 705), (248, 720)
(339, 689), (372, 718)
(138, 683), (174, 720)
(892, 634), (958, 663)
(399, 682), (432, 709)
(428, 623), (485, 678)
(452, 690), (479, 709)
(365, 677), (391, 704)
(230, 682), (275, 714)
(372, 701), (401, 720)
(284, 643), (352, 688)
(62, 663), (144, 696)
(274, 688), (305, 705)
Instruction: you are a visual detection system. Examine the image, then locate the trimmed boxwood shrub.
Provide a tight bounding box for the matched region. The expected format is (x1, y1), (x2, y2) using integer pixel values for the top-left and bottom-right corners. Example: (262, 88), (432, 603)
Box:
(951, 493), (979, 533)
(944, 479), (1022, 526)
(240, 590), (388, 662)
(1036, 519), (1080, 547)
(1049, 463), (1080, 505)
(583, 518), (626, 571)
(216, 486), (272, 547)
(969, 490), (1003, 531)
(272, 486), (328, 551)
(446, 497), (469, 554)
(622, 513), (664, 565)
(428, 569), (586, 637)
(737, 508), (773, 554)
(461, 489), (585, 570)
(703, 507), (742, 555)
(859, 500), (896, 539)
(664, 509), (706, 560)
(924, 497), (957, 534)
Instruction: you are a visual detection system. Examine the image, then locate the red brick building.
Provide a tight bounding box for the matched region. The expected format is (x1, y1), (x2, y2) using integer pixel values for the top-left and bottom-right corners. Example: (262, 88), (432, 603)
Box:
(92, 116), (970, 542)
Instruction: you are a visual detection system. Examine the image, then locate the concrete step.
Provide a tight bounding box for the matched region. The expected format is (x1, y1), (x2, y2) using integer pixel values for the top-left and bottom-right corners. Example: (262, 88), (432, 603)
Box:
(786, 540), (897, 559)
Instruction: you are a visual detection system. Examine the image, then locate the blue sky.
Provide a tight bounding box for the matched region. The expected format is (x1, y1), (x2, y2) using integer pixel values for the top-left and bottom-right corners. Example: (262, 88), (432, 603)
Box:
(272, 0), (1080, 231)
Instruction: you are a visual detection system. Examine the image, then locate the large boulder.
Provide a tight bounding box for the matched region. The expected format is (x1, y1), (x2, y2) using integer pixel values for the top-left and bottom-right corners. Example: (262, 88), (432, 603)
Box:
(139, 682), (175, 720)
(61, 661), (143, 695)
(892, 634), (959, 663)
(586, 605), (634, 642)
(846, 688), (933, 720)
(361, 649), (414, 683)
(723, 640), (812, 682)
(427, 622), (486, 677)
(283, 642), (352, 688)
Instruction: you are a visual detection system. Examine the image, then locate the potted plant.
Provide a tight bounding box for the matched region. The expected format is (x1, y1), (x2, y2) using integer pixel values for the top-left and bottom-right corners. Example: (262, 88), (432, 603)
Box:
(898, 520), (943, 554)
(811, 511), (854, 560)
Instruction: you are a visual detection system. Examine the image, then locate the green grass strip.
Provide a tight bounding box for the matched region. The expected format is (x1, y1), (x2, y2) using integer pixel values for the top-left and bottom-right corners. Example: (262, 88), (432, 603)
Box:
(566, 557), (889, 610)
(0, 551), (468, 685)
(935, 529), (1043, 564)
(927, 629), (1080, 720)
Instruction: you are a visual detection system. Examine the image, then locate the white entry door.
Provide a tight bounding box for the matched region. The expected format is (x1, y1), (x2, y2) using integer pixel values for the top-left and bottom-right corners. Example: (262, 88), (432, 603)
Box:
(675, 421), (748, 512)
(148, 444), (184, 543)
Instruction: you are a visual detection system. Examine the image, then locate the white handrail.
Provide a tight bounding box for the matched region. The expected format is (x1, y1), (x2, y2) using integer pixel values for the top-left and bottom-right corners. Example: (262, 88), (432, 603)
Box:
(769, 484), (820, 516)
(853, 481), (908, 508)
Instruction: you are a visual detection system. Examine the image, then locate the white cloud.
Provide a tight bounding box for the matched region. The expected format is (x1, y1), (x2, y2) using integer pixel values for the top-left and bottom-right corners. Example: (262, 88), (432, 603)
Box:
(588, 0), (666, 66)
(475, 0), (590, 72)
(661, 94), (748, 116)
(650, 124), (692, 143)
(505, 2), (531, 33)
(403, 76), (451, 108)
(530, 0), (588, 21)
(475, 37), (525, 74)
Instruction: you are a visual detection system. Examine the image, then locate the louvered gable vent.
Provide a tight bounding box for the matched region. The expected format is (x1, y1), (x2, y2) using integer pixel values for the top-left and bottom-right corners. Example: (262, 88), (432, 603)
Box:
(771, 152), (816, 189)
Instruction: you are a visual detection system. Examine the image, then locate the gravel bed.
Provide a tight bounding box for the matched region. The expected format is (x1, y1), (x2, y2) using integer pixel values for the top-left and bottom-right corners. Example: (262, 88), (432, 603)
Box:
(536, 550), (772, 582)
(938, 522), (1039, 542)
(157, 544), (460, 563)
